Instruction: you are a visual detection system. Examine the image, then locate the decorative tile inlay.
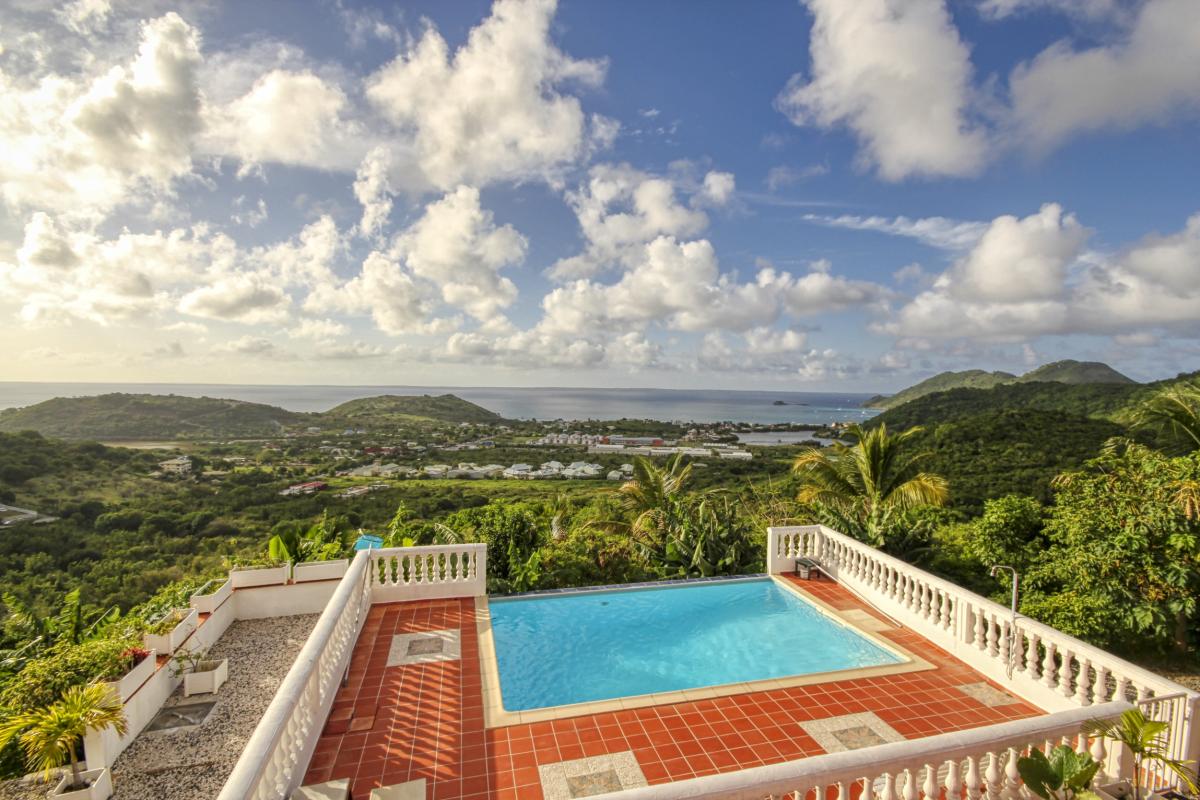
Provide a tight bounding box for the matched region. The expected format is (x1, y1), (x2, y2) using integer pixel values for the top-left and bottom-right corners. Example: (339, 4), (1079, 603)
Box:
(801, 711), (904, 753)
(957, 681), (1019, 707)
(840, 608), (896, 631)
(539, 752), (648, 800)
(566, 769), (623, 797)
(145, 700), (217, 732)
(833, 725), (890, 750)
(386, 630), (460, 666)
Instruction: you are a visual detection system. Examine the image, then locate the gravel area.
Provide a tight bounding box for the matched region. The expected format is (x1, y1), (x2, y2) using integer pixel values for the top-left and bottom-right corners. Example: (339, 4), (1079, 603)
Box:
(107, 614), (318, 800)
(0, 774), (61, 800)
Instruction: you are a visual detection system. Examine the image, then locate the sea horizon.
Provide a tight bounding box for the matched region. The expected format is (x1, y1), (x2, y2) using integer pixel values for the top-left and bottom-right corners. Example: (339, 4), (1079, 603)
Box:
(0, 381), (881, 425)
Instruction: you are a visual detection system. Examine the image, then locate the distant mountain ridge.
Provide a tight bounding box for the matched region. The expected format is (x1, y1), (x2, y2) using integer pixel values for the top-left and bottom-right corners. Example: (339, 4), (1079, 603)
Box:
(0, 392), (505, 440)
(866, 360), (1135, 410)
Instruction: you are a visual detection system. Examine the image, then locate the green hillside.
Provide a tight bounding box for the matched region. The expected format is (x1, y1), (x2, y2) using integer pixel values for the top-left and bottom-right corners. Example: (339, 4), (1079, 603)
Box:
(1015, 360), (1135, 385)
(865, 369), (1015, 410)
(0, 393), (304, 440)
(319, 394), (504, 425)
(866, 359), (1135, 410)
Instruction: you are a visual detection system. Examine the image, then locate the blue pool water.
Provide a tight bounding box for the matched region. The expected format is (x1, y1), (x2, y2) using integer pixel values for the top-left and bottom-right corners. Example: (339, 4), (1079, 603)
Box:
(488, 577), (904, 711)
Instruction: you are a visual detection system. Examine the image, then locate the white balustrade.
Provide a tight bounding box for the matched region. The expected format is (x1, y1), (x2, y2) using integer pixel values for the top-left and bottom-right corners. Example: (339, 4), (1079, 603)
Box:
(586, 702), (1131, 800)
(768, 525), (1200, 771)
(369, 543), (487, 602)
(217, 548), (373, 800)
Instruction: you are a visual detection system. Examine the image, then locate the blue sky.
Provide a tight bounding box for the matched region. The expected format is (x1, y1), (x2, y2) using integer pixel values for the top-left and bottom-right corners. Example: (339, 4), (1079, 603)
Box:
(1, 0), (1198, 390)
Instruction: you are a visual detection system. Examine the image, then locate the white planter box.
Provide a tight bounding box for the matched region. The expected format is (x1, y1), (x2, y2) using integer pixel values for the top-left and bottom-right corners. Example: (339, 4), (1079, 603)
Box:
(293, 560), (349, 583)
(103, 649), (156, 702)
(189, 578), (232, 614)
(183, 658), (228, 697)
(54, 767), (112, 800)
(230, 564), (289, 588)
(142, 608), (198, 655)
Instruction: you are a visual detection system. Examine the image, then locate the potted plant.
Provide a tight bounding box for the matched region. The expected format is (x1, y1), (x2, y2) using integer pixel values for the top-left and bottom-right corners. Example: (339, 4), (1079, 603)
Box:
(99, 647), (155, 702)
(1085, 709), (1200, 800)
(171, 649), (228, 697)
(0, 683), (128, 800)
(188, 577), (232, 614)
(141, 608), (197, 655)
(228, 557), (289, 588)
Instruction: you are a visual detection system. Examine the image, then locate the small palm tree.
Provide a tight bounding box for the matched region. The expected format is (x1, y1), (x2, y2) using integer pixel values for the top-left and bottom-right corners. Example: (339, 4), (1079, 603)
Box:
(1134, 382), (1200, 453)
(618, 455), (693, 539)
(792, 423), (948, 547)
(0, 683), (128, 789)
(1082, 708), (1199, 798)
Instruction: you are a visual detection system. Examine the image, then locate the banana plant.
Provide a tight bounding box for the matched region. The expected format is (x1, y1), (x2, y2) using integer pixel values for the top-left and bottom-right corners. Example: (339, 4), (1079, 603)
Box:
(1017, 745), (1102, 800)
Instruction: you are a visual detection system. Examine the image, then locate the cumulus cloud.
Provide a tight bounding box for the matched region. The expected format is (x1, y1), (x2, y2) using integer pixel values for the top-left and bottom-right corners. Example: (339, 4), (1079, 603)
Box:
(878, 205), (1200, 343)
(178, 274), (291, 323)
(1007, 0), (1200, 152)
(549, 163), (713, 279)
(0, 12), (203, 219)
(203, 69), (364, 172)
(288, 318), (349, 340)
(777, 0), (989, 180)
(365, 0), (613, 192)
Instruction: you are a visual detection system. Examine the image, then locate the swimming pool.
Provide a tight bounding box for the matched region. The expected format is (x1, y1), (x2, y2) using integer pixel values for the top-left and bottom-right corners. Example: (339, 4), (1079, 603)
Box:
(485, 577), (906, 712)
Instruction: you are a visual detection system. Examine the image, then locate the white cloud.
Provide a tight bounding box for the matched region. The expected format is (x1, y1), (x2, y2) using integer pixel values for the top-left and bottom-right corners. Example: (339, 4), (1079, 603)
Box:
(549, 163), (711, 279)
(55, 0), (113, 35)
(203, 69), (364, 172)
(178, 274), (291, 323)
(353, 146), (395, 238)
(1008, 0), (1200, 152)
(803, 212), (990, 251)
(365, 0), (613, 192)
(979, 0), (1122, 21)
(947, 203), (1087, 303)
(878, 205), (1200, 343)
(392, 185), (526, 324)
(698, 171), (736, 206)
(0, 12), (203, 219)
(778, 0), (989, 180)
(699, 331), (846, 379)
(765, 163), (828, 191)
(288, 318), (349, 340)
(540, 237), (889, 339)
(213, 335), (283, 356)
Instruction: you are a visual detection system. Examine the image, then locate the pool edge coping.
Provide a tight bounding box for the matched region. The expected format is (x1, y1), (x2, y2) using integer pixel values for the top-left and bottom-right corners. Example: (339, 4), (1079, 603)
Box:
(474, 575), (935, 729)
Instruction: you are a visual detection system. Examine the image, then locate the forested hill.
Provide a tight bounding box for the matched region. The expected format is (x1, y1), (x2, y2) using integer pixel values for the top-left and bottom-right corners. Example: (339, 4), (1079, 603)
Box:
(865, 371), (1198, 513)
(319, 394), (503, 425)
(0, 392), (506, 440)
(1014, 360), (1135, 385)
(864, 370), (1015, 410)
(866, 359), (1135, 410)
(0, 393), (305, 440)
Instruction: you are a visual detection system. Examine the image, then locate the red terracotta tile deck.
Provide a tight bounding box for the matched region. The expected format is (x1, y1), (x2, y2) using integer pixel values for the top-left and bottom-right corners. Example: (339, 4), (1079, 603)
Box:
(302, 575), (1041, 799)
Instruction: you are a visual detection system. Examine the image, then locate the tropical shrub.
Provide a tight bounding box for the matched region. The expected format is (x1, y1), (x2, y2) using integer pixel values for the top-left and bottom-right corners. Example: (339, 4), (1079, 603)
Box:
(1016, 745), (1100, 800)
(0, 637), (138, 712)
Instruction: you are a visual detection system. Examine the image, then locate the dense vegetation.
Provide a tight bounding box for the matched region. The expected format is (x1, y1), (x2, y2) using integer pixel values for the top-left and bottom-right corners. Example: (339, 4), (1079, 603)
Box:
(0, 392), (511, 441)
(2, 376), (1200, 780)
(866, 359), (1135, 410)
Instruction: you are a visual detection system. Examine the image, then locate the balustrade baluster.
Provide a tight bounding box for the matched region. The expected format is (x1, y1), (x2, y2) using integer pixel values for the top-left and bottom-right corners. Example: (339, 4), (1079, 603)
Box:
(983, 751), (1002, 800)
(878, 772), (898, 800)
(902, 769), (919, 800)
(1089, 733), (1109, 784)
(1024, 632), (1039, 679)
(975, 608), (988, 651)
(945, 757), (962, 800)
(1075, 658), (1092, 705)
(1002, 748), (1021, 800)
(987, 615), (1000, 657)
(922, 764), (937, 800)
(1042, 641), (1059, 689)
(965, 756), (982, 800)
(1059, 650), (1077, 699)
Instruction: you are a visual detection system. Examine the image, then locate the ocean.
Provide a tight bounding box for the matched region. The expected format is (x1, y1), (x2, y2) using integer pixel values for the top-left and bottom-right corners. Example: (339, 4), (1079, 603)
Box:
(0, 382), (879, 425)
